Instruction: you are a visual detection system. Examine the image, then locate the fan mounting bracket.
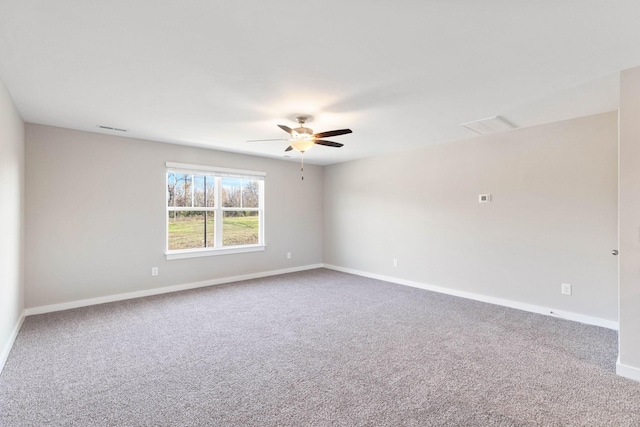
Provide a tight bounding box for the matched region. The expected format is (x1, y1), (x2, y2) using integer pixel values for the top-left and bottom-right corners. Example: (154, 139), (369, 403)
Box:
(287, 114), (313, 124)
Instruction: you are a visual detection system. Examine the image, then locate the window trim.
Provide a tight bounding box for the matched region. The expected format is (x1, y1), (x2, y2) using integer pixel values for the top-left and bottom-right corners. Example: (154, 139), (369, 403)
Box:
(165, 162), (266, 260)
(165, 244), (265, 260)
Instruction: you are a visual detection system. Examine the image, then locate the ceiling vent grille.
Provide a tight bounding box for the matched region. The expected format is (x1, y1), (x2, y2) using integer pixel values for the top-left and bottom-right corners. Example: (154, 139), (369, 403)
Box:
(97, 125), (128, 132)
(461, 116), (516, 135)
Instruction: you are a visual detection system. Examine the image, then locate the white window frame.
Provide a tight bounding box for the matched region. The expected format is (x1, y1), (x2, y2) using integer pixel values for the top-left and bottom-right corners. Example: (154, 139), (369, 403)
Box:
(165, 162), (265, 260)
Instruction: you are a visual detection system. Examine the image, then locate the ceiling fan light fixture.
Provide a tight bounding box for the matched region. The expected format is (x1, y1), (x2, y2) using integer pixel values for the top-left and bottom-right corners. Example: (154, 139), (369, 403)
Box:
(246, 114), (351, 158)
(291, 140), (314, 153)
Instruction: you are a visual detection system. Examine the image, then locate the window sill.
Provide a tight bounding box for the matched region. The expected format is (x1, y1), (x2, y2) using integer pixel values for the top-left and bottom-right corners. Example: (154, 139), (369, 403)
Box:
(165, 244), (265, 260)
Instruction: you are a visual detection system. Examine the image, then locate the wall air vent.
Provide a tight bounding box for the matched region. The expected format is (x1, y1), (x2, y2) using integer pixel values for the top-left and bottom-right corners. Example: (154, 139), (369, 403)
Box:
(461, 116), (516, 135)
(97, 125), (128, 132)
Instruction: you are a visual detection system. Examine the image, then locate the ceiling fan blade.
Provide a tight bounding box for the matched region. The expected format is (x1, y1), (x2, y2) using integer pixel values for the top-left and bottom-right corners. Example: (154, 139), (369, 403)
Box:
(278, 125), (294, 135)
(285, 145), (293, 152)
(312, 129), (352, 139)
(314, 139), (344, 148)
(246, 138), (289, 142)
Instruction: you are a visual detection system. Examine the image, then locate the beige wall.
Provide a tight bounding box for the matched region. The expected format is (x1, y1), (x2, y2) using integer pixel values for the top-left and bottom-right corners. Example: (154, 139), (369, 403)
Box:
(0, 78), (25, 366)
(618, 67), (640, 377)
(25, 124), (323, 308)
(324, 112), (618, 322)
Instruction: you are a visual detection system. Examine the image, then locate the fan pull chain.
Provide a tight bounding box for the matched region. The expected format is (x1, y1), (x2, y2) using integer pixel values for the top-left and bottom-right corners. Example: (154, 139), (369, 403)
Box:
(301, 154), (304, 181)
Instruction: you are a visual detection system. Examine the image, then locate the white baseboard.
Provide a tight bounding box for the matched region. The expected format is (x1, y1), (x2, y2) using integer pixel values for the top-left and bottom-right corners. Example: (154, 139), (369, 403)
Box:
(323, 264), (619, 330)
(25, 264), (323, 316)
(617, 358), (640, 382)
(0, 310), (25, 375)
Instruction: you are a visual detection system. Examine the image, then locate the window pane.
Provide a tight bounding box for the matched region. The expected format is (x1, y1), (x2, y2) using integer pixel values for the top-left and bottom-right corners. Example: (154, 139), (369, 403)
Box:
(167, 173), (193, 207)
(193, 175), (205, 207)
(206, 211), (215, 247)
(242, 179), (260, 208)
(223, 211), (259, 246)
(205, 176), (216, 207)
(168, 211), (205, 250)
(222, 177), (241, 207)
(167, 173), (176, 207)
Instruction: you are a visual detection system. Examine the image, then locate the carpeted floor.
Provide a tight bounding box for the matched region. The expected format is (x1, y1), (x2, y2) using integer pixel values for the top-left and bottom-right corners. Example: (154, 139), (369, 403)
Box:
(1, 268), (640, 426)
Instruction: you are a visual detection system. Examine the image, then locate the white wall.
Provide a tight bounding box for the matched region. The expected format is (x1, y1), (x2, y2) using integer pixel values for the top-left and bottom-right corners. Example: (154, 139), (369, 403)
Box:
(25, 124), (323, 308)
(618, 66), (640, 380)
(0, 78), (25, 369)
(324, 112), (618, 322)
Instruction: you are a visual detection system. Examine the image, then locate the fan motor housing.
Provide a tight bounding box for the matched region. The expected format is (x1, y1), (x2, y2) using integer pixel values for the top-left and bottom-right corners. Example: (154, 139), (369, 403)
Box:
(293, 127), (313, 139)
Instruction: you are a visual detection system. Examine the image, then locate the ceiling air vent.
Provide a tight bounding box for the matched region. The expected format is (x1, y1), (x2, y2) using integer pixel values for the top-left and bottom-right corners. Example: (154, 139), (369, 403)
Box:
(461, 116), (515, 135)
(97, 125), (128, 132)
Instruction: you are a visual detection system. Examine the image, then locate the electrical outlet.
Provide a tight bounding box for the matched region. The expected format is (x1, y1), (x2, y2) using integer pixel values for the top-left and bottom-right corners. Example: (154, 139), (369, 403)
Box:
(287, 252), (291, 259)
(152, 267), (158, 276)
(561, 283), (571, 295)
(393, 259), (398, 267)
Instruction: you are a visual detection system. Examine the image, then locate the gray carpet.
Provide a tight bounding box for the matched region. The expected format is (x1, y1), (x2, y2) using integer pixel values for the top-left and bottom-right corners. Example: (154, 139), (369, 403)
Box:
(1, 268), (640, 426)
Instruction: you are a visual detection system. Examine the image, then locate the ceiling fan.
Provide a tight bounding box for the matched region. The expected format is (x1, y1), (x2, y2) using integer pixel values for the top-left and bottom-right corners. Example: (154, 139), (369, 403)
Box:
(248, 115), (352, 153)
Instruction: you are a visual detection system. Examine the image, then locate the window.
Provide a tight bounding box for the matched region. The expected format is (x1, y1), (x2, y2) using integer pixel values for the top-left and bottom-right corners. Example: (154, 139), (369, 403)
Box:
(166, 162), (265, 260)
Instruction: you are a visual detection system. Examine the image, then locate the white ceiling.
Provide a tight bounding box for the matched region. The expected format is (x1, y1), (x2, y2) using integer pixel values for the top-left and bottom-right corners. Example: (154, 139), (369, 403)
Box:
(0, 1), (638, 165)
